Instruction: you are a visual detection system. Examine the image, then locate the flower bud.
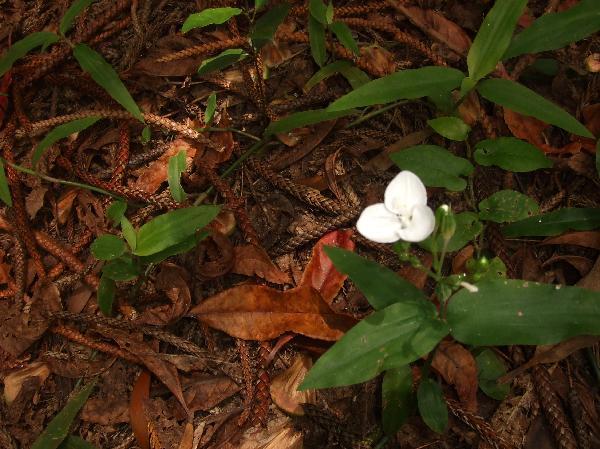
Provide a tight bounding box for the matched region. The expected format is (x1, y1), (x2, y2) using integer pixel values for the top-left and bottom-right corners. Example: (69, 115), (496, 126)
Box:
(435, 205), (456, 243)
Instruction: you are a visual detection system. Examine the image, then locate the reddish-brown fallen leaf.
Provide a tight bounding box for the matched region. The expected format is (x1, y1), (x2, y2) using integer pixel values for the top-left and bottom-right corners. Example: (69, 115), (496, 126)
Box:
(178, 422), (194, 449)
(169, 374), (240, 419)
(360, 44), (396, 75)
(542, 254), (593, 277)
(541, 231), (600, 250)
(56, 188), (79, 225)
(299, 229), (354, 304)
(132, 139), (198, 194)
(232, 244), (291, 284)
(136, 263), (191, 325)
(452, 245), (474, 275)
(270, 354), (315, 416)
(577, 255), (600, 291)
(191, 285), (356, 341)
(25, 186), (47, 219)
(3, 362), (50, 405)
(130, 371), (151, 449)
(238, 417), (302, 449)
(582, 103), (600, 137)
(431, 341), (478, 412)
(398, 252), (432, 290)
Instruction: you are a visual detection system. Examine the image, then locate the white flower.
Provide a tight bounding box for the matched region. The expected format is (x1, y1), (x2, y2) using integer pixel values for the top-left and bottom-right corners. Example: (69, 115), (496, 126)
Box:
(356, 171), (435, 243)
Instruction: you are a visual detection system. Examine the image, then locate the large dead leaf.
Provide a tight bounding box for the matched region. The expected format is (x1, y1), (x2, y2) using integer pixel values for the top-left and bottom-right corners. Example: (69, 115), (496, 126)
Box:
(232, 244), (291, 284)
(3, 362), (50, 404)
(270, 354), (315, 416)
(238, 417), (303, 449)
(431, 341), (478, 412)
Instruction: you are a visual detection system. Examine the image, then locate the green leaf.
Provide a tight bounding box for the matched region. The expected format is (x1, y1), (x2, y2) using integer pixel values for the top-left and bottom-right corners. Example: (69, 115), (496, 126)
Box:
(324, 246), (428, 310)
(134, 206), (220, 256)
(467, 0), (527, 82)
(475, 349), (510, 400)
(382, 366), (415, 436)
(304, 60), (369, 91)
(505, 0), (600, 59)
(309, 0), (328, 24)
(107, 200), (127, 223)
(102, 256), (139, 281)
(309, 15), (327, 67)
(60, 0), (95, 36)
(33, 116), (100, 168)
(255, 0), (268, 12)
(474, 137), (553, 172)
(300, 301), (448, 389)
(478, 190), (539, 223)
(0, 32), (59, 77)
(327, 67), (465, 111)
(205, 92), (217, 126)
(503, 208), (600, 237)
(0, 160), (12, 207)
(477, 78), (593, 138)
(141, 125), (151, 144)
(58, 435), (99, 449)
(73, 43), (143, 122)
(417, 378), (448, 434)
(421, 212), (483, 253)
(139, 230), (209, 264)
(448, 279), (600, 345)
(264, 108), (354, 136)
(197, 48), (248, 76)
(167, 150), (187, 203)
(31, 380), (97, 449)
(97, 275), (115, 316)
(90, 234), (126, 260)
(251, 3), (291, 50)
(330, 22), (359, 56)
(390, 145), (474, 191)
(326, 1), (334, 25)
(427, 116), (470, 141)
(181, 7), (242, 33)
(120, 216), (136, 251)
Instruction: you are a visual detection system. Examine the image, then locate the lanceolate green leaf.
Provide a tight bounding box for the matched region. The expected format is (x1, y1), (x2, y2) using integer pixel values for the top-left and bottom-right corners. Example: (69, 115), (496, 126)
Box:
(90, 234), (126, 261)
(33, 116), (100, 168)
(31, 380), (97, 449)
(300, 301), (448, 389)
(476, 349), (510, 400)
(390, 145), (474, 191)
(139, 230), (209, 264)
(97, 275), (115, 315)
(60, 0), (95, 36)
(502, 208), (600, 237)
(134, 206), (220, 256)
(474, 137), (553, 172)
(427, 116), (470, 141)
(73, 44), (144, 122)
(467, 0), (527, 82)
(324, 246), (428, 310)
(309, 15), (327, 67)
(181, 7), (242, 33)
(448, 279), (600, 345)
(330, 22), (360, 56)
(264, 108), (354, 136)
(197, 48), (248, 76)
(309, 0), (328, 24)
(0, 160), (12, 207)
(0, 32), (59, 77)
(102, 256), (140, 281)
(477, 78), (593, 138)
(251, 3), (291, 50)
(505, 0), (600, 59)
(204, 92), (217, 125)
(167, 149), (187, 203)
(417, 379), (448, 434)
(327, 67), (465, 111)
(304, 61), (369, 91)
(382, 366), (415, 436)
(478, 190), (539, 223)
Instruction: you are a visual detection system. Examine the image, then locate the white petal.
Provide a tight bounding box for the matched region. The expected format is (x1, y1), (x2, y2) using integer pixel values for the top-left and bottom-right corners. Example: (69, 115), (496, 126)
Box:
(356, 203), (404, 243)
(396, 204), (435, 242)
(384, 171), (428, 216)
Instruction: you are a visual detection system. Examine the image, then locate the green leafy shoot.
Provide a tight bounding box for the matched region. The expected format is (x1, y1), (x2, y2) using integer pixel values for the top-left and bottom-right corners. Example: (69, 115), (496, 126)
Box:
(102, 255), (139, 281)
(417, 379), (448, 434)
(141, 125), (151, 144)
(0, 160), (12, 207)
(120, 216), (137, 251)
(33, 116), (100, 168)
(427, 116), (470, 141)
(181, 7), (242, 33)
(197, 49), (248, 76)
(475, 349), (510, 400)
(330, 22), (360, 56)
(106, 200), (127, 224)
(251, 3), (291, 50)
(264, 108), (355, 136)
(97, 275), (116, 316)
(204, 92), (217, 126)
(478, 190), (539, 223)
(502, 208), (600, 237)
(255, 0), (268, 12)
(31, 380), (97, 449)
(309, 0), (328, 24)
(60, 0), (95, 36)
(91, 234), (127, 260)
(308, 15), (327, 66)
(382, 366), (415, 436)
(0, 32), (59, 77)
(474, 137), (553, 172)
(304, 61), (369, 91)
(73, 44), (144, 122)
(167, 149), (187, 203)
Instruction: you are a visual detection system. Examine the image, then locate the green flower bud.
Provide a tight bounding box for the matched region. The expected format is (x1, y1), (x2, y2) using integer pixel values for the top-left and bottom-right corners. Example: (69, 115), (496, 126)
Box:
(435, 205), (456, 243)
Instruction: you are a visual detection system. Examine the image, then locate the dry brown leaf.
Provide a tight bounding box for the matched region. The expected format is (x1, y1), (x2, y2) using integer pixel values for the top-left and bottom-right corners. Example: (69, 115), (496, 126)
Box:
(542, 254), (593, 277)
(82, 392), (129, 425)
(232, 244), (291, 284)
(457, 92), (482, 127)
(398, 252), (432, 290)
(582, 103), (600, 137)
(136, 263), (191, 325)
(452, 245), (474, 275)
(43, 354), (115, 378)
(25, 186), (47, 219)
(431, 341), (478, 412)
(238, 417), (303, 449)
(541, 231), (600, 250)
(132, 139), (197, 194)
(360, 44), (396, 74)
(177, 423), (194, 449)
(169, 374), (240, 419)
(3, 362), (50, 404)
(130, 371), (151, 449)
(576, 255), (600, 291)
(270, 354), (315, 416)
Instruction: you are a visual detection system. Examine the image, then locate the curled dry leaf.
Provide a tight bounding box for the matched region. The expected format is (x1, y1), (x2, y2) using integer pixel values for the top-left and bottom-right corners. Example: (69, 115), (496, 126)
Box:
(132, 138), (197, 194)
(360, 44), (396, 75)
(542, 254), (593, 277)
(136, 263), (191, 326)
(197, 230), (235, 278)
(431, 341), (478, 412)
(541, 231), (600, 250)
(270, 354), (316, 416)
(25, 186), (47, 219)
(3, 362), (50, 405)
(56, 188), (79, 225)
(232, 244), (291, 284)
